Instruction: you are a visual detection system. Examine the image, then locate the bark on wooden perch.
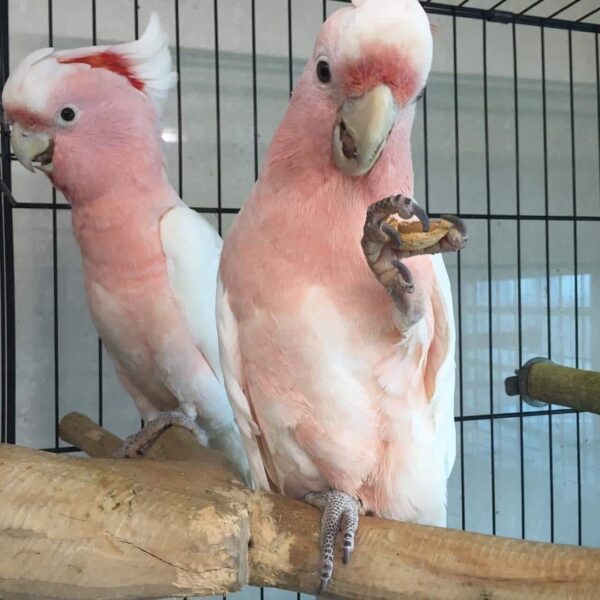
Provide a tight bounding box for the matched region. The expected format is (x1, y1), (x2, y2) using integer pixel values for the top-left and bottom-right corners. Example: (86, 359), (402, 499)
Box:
(505, 357), (600, 414)
(1, 414), (600, 600)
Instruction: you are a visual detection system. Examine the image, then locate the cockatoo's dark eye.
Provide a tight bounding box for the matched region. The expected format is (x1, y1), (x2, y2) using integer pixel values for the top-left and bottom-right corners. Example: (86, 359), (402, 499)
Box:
(316, 60), (331, 83)
(60, 107), (75, 121)
(58, 106), (79, 125)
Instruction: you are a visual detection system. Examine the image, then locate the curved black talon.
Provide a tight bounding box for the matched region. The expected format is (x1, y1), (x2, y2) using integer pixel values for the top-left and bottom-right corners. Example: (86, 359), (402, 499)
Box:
(381, 221), (403, 248)
(441, 213), (467, 237)
(392, 259), (415, 292)
(408, 197), (430, 232)
(318, 578), (329, 595)
(342, 538), (352, 564)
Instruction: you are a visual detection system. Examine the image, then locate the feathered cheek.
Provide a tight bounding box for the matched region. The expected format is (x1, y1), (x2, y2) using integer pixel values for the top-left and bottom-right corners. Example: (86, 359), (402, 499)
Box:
(48, 138), (71, 188)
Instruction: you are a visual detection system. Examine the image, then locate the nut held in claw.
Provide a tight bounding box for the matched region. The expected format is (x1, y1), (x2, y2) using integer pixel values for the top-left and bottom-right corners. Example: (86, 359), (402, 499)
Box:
(384, 215), (465, 253)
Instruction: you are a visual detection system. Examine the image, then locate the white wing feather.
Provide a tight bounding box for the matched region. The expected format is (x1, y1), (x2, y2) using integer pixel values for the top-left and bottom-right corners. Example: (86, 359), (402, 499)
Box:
(427, 254), (457, 478)
(160, 205), (223, 379)
(216, 277), (270, 491)
(160, 206), (253, 482)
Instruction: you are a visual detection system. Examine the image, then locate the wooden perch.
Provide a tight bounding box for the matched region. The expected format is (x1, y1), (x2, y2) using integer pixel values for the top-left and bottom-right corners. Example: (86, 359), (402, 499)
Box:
(505, 357), (600, 414)
(1, 415), (600, 599)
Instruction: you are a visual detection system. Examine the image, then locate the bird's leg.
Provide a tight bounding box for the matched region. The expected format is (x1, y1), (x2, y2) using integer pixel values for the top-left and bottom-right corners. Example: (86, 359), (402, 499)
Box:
(112, 409), (208, 458)
(304, 490), (362, 595)
(362, 194), (467, 324)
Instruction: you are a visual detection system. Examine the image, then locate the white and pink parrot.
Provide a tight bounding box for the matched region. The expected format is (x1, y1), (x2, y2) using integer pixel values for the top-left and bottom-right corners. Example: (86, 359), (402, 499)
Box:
(2, 14), (249, 480)
(217, 0), (467, 591)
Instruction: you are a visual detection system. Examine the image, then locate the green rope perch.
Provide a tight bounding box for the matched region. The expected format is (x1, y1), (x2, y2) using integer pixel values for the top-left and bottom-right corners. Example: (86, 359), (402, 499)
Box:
(505, 357), (600, 413)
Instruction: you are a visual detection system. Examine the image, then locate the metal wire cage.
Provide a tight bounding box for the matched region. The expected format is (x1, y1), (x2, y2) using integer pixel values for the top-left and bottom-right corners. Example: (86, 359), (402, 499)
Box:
(1, 0), (599, 598)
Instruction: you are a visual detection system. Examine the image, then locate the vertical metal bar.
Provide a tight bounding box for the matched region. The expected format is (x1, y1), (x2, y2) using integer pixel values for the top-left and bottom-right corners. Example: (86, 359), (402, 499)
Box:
(251, 0), (258, 180)
(252, 0), (262, 590)
(91, 0), (103, 427)
(175, 0), (183, 197)
(0, 0), (15, 445)
(47, 0), (61, 450)
(133, 1), (139, 39)
(567, 29), (582, 546)
(422, 87), (430, 212)
(213, 0), (222, 233)
(512, 22), (526, 541)
(483, 19), (496, 536)
(596, 34), (599, 213)
(287, 0), (293, 97)
(134, 0), (143, 432)
(452, 14), (466, 531)
(540, 25), (554, 543)
(323, 0), (327, 22)
(91, 0), (97, 44)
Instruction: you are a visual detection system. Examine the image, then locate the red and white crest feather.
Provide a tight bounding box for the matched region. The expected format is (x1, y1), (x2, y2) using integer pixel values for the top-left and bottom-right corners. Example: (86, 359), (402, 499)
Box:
(2, 12), (176, 116)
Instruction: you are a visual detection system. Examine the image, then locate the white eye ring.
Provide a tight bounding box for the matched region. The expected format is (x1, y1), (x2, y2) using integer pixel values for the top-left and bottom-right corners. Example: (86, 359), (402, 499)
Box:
(315, 54), (332, 85)
(57, 105), (79, 126)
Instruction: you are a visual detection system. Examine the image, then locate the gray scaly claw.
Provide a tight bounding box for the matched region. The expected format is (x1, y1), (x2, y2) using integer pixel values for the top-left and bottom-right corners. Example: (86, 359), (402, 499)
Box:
(361, 194), (429, 323)
(304, 490), (361, 595)
(441, 213), (468, 237)
(113, 409), (208, 458)
(381, 221), (403, 249)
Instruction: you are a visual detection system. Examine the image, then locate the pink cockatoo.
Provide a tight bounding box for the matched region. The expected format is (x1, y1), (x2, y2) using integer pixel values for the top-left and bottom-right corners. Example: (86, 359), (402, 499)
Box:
(217, 0), (467, 591)
(2, 14), (249, 479)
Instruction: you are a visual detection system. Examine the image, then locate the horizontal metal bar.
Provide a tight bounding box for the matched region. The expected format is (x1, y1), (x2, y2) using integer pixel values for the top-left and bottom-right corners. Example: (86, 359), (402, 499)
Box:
(10, 202), (600, 222)
(11, 202), (240, 214)
(455, 407), (576, 423)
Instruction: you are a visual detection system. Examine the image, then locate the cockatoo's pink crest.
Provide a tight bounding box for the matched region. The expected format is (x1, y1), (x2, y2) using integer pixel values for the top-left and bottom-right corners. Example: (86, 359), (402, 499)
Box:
(58, 51), (145, 91)
(320, 0), (432, 102)
(2, 12), (175, 116)
(2, 13), (177, 202)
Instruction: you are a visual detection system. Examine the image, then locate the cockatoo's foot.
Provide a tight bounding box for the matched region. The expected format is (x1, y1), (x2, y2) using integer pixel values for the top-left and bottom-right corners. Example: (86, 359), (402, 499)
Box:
(304, 490), (361, 595)
(112, 409), (208, 458)
(362, 194), (467, 321)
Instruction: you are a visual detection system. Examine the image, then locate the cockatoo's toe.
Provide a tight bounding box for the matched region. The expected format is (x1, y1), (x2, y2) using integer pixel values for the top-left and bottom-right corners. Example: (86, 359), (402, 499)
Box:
(391, 259), (415, 292)
(304, 490), (361, 595)
(112, 409), (208, 459)
(441, 214), (467, 237)
(380, 221), (403, 249)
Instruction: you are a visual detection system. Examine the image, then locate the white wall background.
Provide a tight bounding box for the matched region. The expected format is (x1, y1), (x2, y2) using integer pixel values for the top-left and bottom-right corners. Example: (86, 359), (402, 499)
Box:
(4, 0), (600, 598)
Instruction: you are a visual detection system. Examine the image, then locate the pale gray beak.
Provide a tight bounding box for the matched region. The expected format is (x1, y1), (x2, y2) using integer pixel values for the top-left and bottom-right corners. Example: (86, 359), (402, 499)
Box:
(10, 122), (53, 174)
(333, 84), (398, 177)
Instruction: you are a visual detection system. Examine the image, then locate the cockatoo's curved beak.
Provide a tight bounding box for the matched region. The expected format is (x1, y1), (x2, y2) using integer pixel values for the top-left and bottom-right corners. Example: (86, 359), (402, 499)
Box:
(10, 123), (53, 174)
(333, 84), (397, 177)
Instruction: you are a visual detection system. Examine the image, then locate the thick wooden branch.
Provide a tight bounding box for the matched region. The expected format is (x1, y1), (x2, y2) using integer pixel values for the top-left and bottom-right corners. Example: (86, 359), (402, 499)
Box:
(1, 418), (600, 600)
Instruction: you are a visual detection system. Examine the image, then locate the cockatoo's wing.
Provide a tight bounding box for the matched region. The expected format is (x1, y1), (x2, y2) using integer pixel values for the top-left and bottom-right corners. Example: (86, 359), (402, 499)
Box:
(160, 206), (252, 482)
(418, 254), (456, 479)
(216, 278), (271, 491)
(160, 205), (223, 379)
